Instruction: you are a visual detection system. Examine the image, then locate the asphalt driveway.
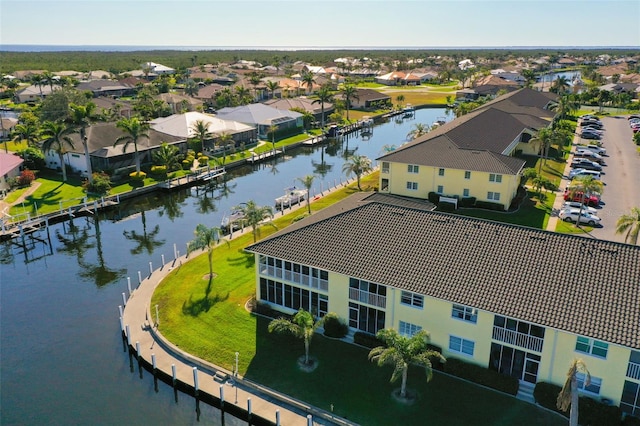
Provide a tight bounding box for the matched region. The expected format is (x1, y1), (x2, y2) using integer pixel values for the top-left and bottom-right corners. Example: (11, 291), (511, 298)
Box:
(577, 115), (640, 243)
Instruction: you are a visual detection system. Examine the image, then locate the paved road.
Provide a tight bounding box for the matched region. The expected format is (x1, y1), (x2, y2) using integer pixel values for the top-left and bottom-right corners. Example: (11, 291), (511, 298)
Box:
(584, 115), (640, 243)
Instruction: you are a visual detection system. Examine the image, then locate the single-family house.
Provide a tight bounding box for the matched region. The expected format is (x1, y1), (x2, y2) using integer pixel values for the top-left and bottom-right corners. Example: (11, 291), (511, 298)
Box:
(156, 93), (204, 113)
(43, 122), (184, 176)
(245, 192), (640, 418)
(1, 117), (18, 140)
(215, 103), (303, 139)
(76, 80), (136, 98)
(263, 98), (335, 125)
(149, 112), (256, 150)
(0, 152), (24, 195)
(143, 62), (175, 75)
(375, 71), (423, 86)
(14, 84), (56, 103)
(339, 88), (391, 110)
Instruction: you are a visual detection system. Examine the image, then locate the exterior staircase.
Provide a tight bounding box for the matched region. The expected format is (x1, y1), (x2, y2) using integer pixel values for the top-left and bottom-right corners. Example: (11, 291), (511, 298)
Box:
(516, 381), (536, 404)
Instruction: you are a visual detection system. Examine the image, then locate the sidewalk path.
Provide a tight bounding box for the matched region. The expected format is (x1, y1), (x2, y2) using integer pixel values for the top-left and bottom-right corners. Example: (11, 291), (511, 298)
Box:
(545, 134), (578, 232)
(0, 181), (41, 217)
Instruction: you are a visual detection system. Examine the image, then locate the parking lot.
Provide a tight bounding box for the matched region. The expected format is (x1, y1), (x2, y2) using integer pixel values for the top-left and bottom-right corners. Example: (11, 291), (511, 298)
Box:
(566, 115), (640, 243)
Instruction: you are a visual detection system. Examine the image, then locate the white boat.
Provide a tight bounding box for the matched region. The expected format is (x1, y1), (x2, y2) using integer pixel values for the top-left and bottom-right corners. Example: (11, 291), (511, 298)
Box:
(275, 186), (306, 209)
(221, 209), (245, 232)
(432, 116), (447, 127)
(402, 104), (415, 117)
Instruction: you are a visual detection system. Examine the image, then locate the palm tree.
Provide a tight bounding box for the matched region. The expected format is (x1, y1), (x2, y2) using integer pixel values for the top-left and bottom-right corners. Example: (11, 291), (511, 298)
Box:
(368, 328), (446, 399)
(114, 117), (150, 174)
(531, 127), (553, 172)
(551, 76), (570, 94)
(187, 224), (226, 279)
(300, 71), (315, 95)
(190, 119), (212, 154)
(268, 308), (323, 366)
(521, 69), (537, 88)
(406, 123), (429, 141)
(297, 174), (315, 214)
(152, 142), (181, 172)
(268, 124), (278, 156)
(339, 84), (359, 122)
(40, 121), (75, 182)
(566, 175), (604, 224)
(342, 154), (372, 191)
(265, 80), (280, 99)
(233, 200), (276, 243)
(312, 85), (334, 129)
(30, 73), (45, 98)
(11, 123), (40, 147)
(215, 132), (234, 165)
(184, 79), (199, 97)
(68, 102), (98, 183)
(615, 207), (640, 245)
(557, 359), (590, 426)
(42, 71), (57, 92)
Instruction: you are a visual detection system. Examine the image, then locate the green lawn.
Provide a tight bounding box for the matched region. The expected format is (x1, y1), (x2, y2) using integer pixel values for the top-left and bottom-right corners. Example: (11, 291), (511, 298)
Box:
(152, 173), (562, 425)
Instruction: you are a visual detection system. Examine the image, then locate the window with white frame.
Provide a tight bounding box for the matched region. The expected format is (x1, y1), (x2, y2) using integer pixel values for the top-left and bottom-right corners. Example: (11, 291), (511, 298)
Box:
(381, 178), (389, 191)
(382, 162), (389, 173)
(577, 372), (602, 395)
(408, 164), (419, 173)
(449, 335), (475, 356)
(438, 168), (445, 176)
(437, 185), (443, 194)
(487, 192), (500, 201)
(489, 173), (502, 183)
(452, 304), (477, 323)
(463, 188), (470, 197)
(406, 181), (418, 190)
(464, 171), (471, 179)
(399, 321), (422, 337)
(575, 336), (608, 358)
(400, 291), (424, 309)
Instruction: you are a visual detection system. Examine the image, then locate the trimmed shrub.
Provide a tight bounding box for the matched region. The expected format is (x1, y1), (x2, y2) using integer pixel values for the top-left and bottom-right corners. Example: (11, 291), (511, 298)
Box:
(353, 331), (384, 349)
(533, 382), (564, 414)
(150, 165), (167, 176)
(427, 191), (440, 204)
(18, 169), (36, 186)
(291, 213), (309, 223)
(182, 158), (194, 170)
(83, 172), (111, 195)
(579, 396), (622, 426)
(322, 312), (348, 338)
(443, 357), (518, 395)
(198, 156), (209, 166)
(437, 201), (456, 212)
(459, 197), (476, 208)
(475, 200), (505, 211)
(129, 171), (146, 181)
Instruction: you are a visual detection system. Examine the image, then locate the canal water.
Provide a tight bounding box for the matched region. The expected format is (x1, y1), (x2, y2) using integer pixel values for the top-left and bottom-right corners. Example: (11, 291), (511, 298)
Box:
(0, 107), (450, 425)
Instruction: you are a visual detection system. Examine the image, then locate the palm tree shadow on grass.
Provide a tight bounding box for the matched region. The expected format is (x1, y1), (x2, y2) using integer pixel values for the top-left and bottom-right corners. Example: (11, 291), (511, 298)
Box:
(182, 284), (230, 317)
(226, 251), (255, 269)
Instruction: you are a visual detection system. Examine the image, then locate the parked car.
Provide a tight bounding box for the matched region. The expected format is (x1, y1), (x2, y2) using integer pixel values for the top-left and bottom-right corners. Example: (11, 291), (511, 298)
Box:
(580, 114), (598, 120)
(562, 201), (598, 214)
(580, 131), (602, 140)
(570, 159), (602, 171)
(628, 114), (640, 120)
(581, 126), (603, 135)
(559, 209), (602, 226)
(563, 190), (600, 207)
(580, 145), (606, 155)
(580, 119), (603, 127)
(569, 168), (601, 180)
(574, 150), (604, 164)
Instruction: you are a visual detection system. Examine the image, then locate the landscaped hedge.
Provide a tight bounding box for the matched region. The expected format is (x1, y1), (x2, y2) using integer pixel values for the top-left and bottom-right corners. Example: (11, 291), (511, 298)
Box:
(353, 331), (384, 349)
(437, 201), (456, 212)
(322, 312), (348, 338)
(459, 196), (476, 208)
(475, 200), (505, 211)
(533, 381), (625, 426)
(443, 357), (518, 395)
(427, 191), (440, 204)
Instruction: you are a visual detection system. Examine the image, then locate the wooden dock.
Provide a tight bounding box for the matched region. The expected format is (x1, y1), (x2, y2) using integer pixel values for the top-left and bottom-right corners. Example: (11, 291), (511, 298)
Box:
(159, 166), (226, 190)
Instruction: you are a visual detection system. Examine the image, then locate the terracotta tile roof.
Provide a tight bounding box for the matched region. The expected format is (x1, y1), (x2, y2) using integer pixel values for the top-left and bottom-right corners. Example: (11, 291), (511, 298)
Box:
(247, 197), (640, 349)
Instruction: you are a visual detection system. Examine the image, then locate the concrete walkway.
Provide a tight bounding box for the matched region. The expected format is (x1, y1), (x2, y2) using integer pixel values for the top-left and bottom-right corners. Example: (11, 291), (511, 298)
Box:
(545, 134), (578, 232)
(121, 176), (365, 426)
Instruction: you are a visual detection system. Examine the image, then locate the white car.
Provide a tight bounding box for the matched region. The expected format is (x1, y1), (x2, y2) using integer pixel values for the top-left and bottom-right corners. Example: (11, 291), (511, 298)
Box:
(559, 209), (601, 226)
(569, 168), (601, 180)
(577, 146), (606, 156)
(562, 201), (598, 214)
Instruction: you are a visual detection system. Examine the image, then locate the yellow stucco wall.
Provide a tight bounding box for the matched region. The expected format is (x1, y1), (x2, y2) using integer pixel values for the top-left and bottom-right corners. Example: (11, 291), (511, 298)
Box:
(379, 161), (520, 209)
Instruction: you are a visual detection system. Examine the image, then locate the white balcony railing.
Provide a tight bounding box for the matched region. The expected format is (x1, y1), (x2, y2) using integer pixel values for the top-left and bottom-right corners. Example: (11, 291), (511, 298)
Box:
(627, 362), (640, 381)
(349, 288), (386, 308)
(492, 326), (544, 353)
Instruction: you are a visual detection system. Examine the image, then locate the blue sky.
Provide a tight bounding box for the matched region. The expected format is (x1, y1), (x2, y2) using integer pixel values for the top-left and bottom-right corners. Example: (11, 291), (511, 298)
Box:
(1, 0), (639, 48)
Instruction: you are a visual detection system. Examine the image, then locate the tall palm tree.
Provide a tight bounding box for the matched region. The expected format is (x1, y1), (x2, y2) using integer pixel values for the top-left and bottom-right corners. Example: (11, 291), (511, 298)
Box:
(114, 117), (150, 174)
(233, 200), (276, 243)
(551, 76), (570, 94)
(234, 86), (252, 105)
(190, 119), (212, 154)
(557, 359), (590, 426)
(406, 123), (429, 141)
(342, 154), (372, 191)
(567, 175), (604, 223)
(339, 84), (359, 122)
(615, 207), (640, 245)
(312, 85), (333, 129)
(42, 71), (57, 92)
(268, 308), (323, 366)
(265, 80), (280, 99)
(30, 73), (45, 98)
(68, 102), (98, 183)
(531, 127), (553, 172)
(521, 69), (537, 88)
(40, 121), (75, 182)
(369, 328), (445, 399)
(300, 71), (315, 95)
(297, 174), (315, 214)
(215, 132), (234, 165)
(187, 224), (226, 279)
(268, 124), (278, 156)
